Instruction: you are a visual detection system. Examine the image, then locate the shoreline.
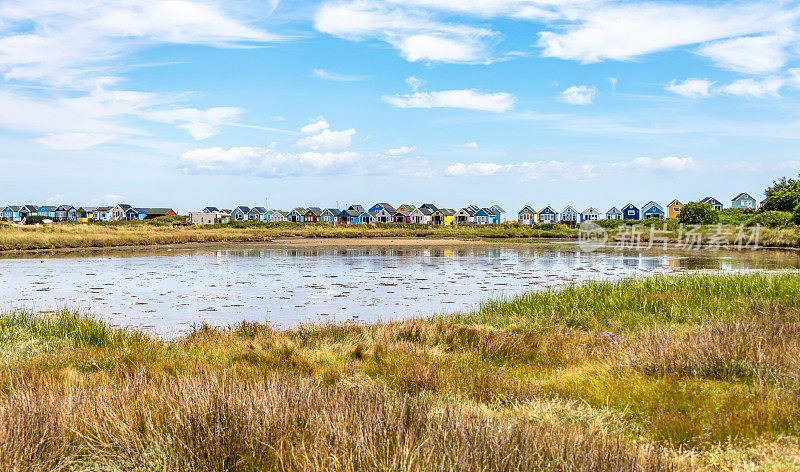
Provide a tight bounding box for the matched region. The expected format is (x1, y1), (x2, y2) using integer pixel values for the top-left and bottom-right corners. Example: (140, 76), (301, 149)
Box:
(0, 235), (797, 257)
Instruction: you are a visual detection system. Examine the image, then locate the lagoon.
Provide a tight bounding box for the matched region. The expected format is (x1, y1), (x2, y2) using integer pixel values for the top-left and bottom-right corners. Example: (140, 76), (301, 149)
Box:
(1, 243), (798, 336)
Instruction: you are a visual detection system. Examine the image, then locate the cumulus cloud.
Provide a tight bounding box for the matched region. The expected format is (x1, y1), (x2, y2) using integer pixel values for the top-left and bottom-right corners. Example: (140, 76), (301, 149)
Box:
(665, 78), (714, 98)
(382, 89), (516, 112)
(560, 85), (596, 105)
(295, 128), (356, 150)
(719, 77), (784, 97)
(301, 118), (330, 134)
(406, 76), (424, 91)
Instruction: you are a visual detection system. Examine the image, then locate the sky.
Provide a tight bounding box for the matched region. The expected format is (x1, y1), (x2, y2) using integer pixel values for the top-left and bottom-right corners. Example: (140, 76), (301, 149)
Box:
(1, 0), (800, 214)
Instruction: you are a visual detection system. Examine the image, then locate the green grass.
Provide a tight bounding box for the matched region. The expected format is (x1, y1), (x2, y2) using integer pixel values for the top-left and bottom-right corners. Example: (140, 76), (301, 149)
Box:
(2, 273), (800, 470)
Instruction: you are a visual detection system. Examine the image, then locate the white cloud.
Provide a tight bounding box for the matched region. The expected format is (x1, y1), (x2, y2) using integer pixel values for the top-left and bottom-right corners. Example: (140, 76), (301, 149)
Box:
(144, 107), (244, 139)
(560, 85), (596, 105)
(406, 76), (424, 91)
(295, 128), (356, 150)
(608, 77), (617, 90)
(537, 2), (795, 63)
(312, 68), (366, 81)
(719, 77), (784, 98)
(446, 156), (697, 181)
(301, 118), (330, 134)
(382, 89), (516, 112)
(698, 34), (791, 75)
(35, 133), (117, 150)
(665, 78), (714, 98)
(180, 146), (359, 177)
(314, 1), (497, 64)
(387, 146), (416, 155)
(458, 141), (479, 148)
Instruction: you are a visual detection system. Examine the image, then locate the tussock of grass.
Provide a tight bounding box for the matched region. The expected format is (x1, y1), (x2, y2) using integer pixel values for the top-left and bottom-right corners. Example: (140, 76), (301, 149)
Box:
(2, 273), (800, 470)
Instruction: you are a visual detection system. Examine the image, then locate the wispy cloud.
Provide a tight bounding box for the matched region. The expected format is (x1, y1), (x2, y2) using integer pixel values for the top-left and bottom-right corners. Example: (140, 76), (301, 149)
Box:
(665, 78), (714, 98)
(560, 85), (596, 105)
(383, 89), (516, 112)
(312, 68), (367, 81)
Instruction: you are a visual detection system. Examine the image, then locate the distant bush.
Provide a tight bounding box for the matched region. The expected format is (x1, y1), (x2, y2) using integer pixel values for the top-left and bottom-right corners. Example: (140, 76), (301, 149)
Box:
(793, 204), (800, 226)
(718, 208), (754, 225)
(678, 202), (719, 225)
(762, 175), (800, 212)
(595, 219), (625, 229)
(23, 215), (50, 225)
(746, 211), (794, 228)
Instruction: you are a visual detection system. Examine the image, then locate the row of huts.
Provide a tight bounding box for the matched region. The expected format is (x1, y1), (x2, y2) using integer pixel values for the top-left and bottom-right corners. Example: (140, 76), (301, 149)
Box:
(0, 204), (176, 222)
(518, 194), (758, 226)
(189, 204), (507, 225)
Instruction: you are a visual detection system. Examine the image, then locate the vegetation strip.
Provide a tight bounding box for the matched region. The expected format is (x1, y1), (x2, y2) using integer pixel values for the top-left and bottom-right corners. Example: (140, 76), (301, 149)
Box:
(1, 272), (799, 470)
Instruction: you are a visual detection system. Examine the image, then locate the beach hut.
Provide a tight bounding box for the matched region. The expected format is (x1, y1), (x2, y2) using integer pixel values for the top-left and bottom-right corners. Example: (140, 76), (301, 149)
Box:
(202, 207), (219, 213)
(641, 201), (665, 219)
(666, 200), (683, 219)
(430, 208), (453, 225)
(560, 206), (579, 227)
(303, 207), (322, 222)
(606, 207), (622, 220)
(518, 205), (537, 225)
(621, 203), (640, 220)
(473, 208), (494, 225)
(442, 209), (456, 225)
(189, 211), (229, 224)
(92, 207), (111, 222)
(396, 204), (417, 213)
(1, 206), (20, 222)
(538, 206), (558, 223)
(347, 204), (365, 214)
(454, 207), (477, 225)
(580, 207), (600, 222)
(109, 204), (131, 221)
(286, 208), (306, 222)
(37, 206), (57, 219)
(731, 192), (757, 209)
(490, 205), (505, 222)
(247, 207), (268, 221)
(320, 208), (339, 224)
(230, 206), (250, 221)
(369, 203), (396, 214)
(392, 210), (409, 223)
(54, 205), (77, 222)
(700, 197), (723, 211)
(375, 208), (394, 223)
(359, 211), (377, 223)
(19, 205), (38, 221)
(77, 207), (96, 222)
(409, 207), (432, 224)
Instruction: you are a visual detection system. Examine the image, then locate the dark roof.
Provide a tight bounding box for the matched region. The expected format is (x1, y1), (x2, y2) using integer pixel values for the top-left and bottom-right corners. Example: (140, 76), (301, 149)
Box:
(701, 197), (722, 205)
(249, 207), (267, 213)
(133, 208), (149, 213)
(234, 206), (250, 213)
(420, 203), (438, 211)
(21, 205), (38, 212)
(323, 208), (340, 215)
(491, 204), (505, 213)
(203, 206), (219, 212)
(732, 192), (754, 201)
(417, 207), (433, 215)
(348, 204), (365, 213)
(379, 203), (396, 213)
(458, 207), (477, 216)
(117, 204), (132, 211)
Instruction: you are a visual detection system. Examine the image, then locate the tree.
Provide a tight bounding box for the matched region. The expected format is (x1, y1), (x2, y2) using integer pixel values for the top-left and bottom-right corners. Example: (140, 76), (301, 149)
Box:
(678, 202), (719, 225)
(793, 203), (800, 226)
(762, 175), (800, 212)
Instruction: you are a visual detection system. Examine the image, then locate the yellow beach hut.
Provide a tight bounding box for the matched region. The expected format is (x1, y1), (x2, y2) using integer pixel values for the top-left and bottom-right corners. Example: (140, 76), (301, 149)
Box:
(667, 199), (683, 219)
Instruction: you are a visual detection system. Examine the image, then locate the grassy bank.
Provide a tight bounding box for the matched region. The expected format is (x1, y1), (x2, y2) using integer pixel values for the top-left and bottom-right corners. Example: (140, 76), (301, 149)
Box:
(2, 273), (799, 470)
(2, 218), (800, 252)
(0, 220), (576, 251)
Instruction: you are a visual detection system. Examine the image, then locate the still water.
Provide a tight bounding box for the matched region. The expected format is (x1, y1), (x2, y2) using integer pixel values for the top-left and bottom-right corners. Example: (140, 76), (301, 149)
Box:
(1, 243), (798, 336)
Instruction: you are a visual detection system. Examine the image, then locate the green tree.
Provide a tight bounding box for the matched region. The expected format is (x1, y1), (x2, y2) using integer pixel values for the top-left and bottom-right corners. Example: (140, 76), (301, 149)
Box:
(762, 175), (800, 212)
(678, 202), (719, 225)
(793, 203), (800, 226)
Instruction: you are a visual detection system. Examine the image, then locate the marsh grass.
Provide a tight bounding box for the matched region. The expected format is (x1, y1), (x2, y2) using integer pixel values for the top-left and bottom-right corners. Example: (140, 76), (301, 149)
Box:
(2, 273), (800, 470)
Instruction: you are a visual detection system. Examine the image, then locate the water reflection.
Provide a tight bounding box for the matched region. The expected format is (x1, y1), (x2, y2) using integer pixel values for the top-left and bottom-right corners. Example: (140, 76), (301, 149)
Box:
(1, 244), (797, 337)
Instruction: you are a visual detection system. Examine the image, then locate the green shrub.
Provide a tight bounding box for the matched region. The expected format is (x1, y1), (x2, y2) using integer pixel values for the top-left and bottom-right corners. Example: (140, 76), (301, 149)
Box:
(745, 211), (794, 228)
(762, 175), (800, 212)
(793, 203), (800, 226)
(678, 202), (719, 225)
(718, 208), (754, 225)
(596, 219), (625, 229)
(23, 215), (50, 225)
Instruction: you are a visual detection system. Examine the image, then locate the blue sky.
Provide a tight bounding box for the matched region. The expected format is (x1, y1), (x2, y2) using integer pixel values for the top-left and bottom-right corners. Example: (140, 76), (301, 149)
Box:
(1, 0), (800, 213)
